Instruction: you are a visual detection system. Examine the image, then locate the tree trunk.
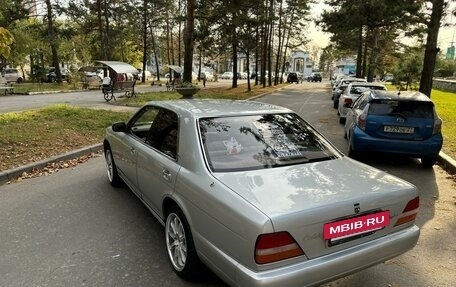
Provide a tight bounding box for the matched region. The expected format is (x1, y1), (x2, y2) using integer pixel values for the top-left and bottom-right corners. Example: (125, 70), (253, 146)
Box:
(150, 25), (160, 81)
(419, 0), (445, 97)
(183, 0), (195, 83)
(232, 33), (238, 88)
(44, 0), (61, 83)
(367, 27), (379, 82)
(356, 26), (363, 78)
(178, 0), (182, 66)
(96, 0), (106, 61)
(141, 0), (148, 83)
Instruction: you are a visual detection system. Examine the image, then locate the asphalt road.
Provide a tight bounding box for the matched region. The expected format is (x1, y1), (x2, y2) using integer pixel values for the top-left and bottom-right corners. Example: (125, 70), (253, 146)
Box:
(0, 81), (454, 287)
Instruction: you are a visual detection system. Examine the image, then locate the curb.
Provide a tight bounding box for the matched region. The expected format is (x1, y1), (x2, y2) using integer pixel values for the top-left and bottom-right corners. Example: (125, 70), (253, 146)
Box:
(437, 151), (456, 175)
(0, 143), (103, 185)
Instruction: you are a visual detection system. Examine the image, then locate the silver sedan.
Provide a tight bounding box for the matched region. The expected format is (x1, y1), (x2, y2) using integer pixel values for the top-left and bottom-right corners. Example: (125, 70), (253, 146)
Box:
(103, 99), (420, 287)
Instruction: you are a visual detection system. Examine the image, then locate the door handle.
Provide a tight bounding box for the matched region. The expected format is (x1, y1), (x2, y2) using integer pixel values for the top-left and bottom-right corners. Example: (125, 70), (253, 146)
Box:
(162, 169), (171, 181)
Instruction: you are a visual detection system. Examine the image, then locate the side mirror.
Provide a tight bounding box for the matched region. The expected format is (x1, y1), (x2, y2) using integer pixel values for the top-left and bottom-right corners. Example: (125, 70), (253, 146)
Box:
(112, 122), (127, 132)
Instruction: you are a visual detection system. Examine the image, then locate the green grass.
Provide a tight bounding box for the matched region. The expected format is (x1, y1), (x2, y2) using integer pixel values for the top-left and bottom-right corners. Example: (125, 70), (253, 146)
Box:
(120, 83), (288, 106)
(11, 82), (82, 93)
(0, 104), (132, 171)
(429, 90), (456, 158)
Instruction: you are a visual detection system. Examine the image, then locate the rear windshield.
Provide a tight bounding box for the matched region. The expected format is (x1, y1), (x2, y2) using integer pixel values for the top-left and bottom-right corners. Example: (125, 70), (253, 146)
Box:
(199, 113), (339, 172)
(368, 100), (434, 118)
(351, 86), (386, 94)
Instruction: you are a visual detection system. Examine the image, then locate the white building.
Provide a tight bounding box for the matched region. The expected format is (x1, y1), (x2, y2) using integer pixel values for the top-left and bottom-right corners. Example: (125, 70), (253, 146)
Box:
(288, 50), (314, 76)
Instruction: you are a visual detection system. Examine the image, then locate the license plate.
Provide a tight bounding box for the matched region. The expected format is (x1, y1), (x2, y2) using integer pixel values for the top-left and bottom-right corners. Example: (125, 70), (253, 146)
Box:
(384, 126), (414, 134)
(323, 211), (390, 240)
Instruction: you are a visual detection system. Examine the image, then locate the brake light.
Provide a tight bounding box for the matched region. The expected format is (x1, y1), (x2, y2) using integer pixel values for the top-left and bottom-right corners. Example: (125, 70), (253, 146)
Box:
(343, 98), (353, 105)
(394, 196), (419, 226)
(357, 114), (367, 130)
(255, 232), (304, 264)
(433, 117), (442, 135)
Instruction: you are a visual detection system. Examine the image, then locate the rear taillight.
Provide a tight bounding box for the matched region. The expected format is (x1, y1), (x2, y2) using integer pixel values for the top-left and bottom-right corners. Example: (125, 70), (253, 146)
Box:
(394, 196), (419, 226)
(433, 117), (442, 135)
(343, 98), (353, 105)
(357, 114), (367, 130)
(255, 232), (304, 264)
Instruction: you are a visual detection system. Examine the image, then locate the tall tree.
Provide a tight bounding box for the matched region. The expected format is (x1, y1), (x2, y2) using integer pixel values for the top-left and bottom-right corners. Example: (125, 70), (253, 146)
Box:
(419, 0), (447, 97)
(183, 0), (195, 83)
(44, 0), (62, 83)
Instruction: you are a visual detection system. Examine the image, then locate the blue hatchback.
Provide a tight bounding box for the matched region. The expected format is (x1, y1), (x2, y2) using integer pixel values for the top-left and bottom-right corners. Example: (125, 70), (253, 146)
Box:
(344, 90), (443, 167)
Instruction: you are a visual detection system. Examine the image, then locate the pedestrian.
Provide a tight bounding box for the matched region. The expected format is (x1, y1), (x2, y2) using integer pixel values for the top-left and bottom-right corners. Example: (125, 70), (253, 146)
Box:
(202, 73), (207, 87)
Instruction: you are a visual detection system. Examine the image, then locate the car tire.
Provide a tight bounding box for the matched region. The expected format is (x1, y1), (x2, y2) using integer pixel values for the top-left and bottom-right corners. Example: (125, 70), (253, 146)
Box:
(16, 78), (23, 84)
(421, 156), (437, 168)
(339, 117), (345, 124)
(333, 99), (338, 109)
(165, 206), (203, 280)
(105, 147), (122, 187)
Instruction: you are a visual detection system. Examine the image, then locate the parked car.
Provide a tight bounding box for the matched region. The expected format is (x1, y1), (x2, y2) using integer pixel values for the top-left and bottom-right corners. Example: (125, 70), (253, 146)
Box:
(2, 68), (24, 83)
(344, 90), (443, 167)
(332, 77), (367, 106)
(307, 72), (322, 82)
(43, 67), (71, 83)
(137, 69), (152, 81)
(286, 72), (298, 83)
(338, 82), (387, 123)
(220, 72), (233, 80)
(104, 99), (420, 287)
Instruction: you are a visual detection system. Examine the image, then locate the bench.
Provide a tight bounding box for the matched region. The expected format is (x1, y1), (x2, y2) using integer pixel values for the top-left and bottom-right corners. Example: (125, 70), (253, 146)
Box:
(0, 77), (14, 95)
(166, 78), (182, 91)
(102, 80), (137, 102)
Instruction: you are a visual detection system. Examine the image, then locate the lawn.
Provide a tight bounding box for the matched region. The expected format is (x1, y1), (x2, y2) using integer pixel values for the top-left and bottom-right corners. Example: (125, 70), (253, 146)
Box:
(430, 89), (456, 158)
(0, 105), (131, 171)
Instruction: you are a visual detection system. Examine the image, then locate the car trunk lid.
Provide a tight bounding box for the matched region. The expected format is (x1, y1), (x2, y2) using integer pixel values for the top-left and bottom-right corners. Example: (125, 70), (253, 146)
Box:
(212, 157), (417, 259)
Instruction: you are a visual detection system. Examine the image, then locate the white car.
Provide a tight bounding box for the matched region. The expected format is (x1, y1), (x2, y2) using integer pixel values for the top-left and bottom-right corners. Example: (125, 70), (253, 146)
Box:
(2, 68), (24, 83)
(332, 77), (367, 107)
(338, 82), (387, 123)
(137, 69), (152, 81)
(220, 72), (233, 80)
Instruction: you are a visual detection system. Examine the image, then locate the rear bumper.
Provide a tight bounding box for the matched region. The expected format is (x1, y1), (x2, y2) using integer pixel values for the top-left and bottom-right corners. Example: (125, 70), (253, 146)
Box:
(352, 127), (443, 157)
(235, 226), (419, 287)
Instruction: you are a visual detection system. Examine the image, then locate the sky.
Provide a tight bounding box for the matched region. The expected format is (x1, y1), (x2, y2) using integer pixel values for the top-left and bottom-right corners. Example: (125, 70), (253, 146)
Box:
(307, 1), (456, 51)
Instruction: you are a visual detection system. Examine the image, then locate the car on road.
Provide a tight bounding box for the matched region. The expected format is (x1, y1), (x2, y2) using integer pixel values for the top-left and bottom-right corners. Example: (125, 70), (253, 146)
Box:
(286, 72), (298, 83)
(338, 82), (387, 123)
(307, 72), (322, 82)
(103, 99), (420, 287)
(344, 90), (443, 167)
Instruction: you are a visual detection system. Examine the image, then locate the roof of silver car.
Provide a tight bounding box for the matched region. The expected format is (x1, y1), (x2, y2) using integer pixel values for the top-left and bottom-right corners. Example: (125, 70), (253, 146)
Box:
(146, 99), (292, 118)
